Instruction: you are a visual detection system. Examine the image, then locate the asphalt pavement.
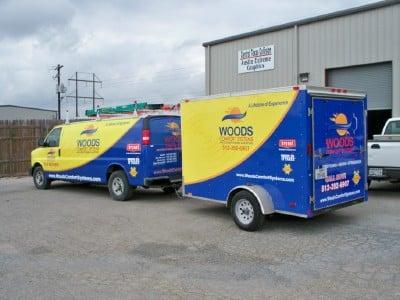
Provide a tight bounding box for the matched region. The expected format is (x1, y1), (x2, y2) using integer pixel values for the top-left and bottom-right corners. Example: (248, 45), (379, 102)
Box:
(0, 177), (399, 299)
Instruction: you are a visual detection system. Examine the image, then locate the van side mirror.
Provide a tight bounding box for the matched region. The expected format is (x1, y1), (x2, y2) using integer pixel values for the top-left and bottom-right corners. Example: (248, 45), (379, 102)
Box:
(38, 137), (45, 147)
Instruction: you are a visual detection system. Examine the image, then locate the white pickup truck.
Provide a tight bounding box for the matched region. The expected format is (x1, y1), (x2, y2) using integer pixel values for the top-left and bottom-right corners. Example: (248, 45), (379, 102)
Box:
(368, 117), (400, 186)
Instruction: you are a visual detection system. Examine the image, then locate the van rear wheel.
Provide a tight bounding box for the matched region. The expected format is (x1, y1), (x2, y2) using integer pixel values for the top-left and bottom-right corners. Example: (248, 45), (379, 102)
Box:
(231, 191), (264, 231)
(108, 170), (133, 201)
(33, 166), (51, 190)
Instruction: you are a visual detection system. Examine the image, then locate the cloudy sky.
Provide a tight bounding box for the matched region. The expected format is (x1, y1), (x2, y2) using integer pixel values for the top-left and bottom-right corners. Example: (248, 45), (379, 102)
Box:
(0, 0), (375, 117)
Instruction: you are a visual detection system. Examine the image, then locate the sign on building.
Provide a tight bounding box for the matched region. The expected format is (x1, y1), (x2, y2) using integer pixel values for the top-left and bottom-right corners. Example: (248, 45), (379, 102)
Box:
(238, 45), (274, 74)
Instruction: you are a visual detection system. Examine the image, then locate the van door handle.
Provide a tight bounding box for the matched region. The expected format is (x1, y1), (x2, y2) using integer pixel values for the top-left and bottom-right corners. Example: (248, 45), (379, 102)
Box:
(58, 149), (61, 156)
(371, 144), (380, 149)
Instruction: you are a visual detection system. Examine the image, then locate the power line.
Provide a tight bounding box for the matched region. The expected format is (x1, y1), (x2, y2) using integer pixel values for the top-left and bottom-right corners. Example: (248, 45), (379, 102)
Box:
(102, 66), (202, 83)
(103, 71), (205, 88)
(67, 72), (104, 117)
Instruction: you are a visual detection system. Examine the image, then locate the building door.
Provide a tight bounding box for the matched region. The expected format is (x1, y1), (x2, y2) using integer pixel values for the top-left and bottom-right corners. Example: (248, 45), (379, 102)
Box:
(327, 62), (392, 138)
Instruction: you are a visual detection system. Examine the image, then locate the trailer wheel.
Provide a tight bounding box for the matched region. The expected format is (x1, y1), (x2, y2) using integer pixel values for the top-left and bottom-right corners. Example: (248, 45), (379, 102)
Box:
(108, 170), (133, 201)
(231, 191), (265, 231)
(33, 166), (51, 190)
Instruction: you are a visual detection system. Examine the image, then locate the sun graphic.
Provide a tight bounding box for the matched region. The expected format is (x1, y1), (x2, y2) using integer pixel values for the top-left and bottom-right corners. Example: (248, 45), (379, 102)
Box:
(166, 122), (179, 130)
(226, 107), (243, 123)
(330, 113), (349, 136)
(166, 122), (180, 136)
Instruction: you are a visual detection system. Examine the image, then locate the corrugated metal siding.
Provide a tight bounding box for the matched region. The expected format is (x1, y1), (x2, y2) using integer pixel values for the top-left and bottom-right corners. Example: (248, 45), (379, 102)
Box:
(206, 3), (400, 115)
(0, 107), (57, 120)
(327, 62), (392, 110)
(298, 5), (400, 85)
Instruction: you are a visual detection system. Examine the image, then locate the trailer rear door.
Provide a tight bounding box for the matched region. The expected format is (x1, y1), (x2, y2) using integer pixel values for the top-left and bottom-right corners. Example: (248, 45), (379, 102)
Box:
(312, 97), (366, 210)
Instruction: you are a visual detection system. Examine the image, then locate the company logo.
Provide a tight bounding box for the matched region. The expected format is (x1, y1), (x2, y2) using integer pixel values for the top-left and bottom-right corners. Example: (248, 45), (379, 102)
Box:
(282, 164), (293, 175)
(219, 107), (253, 137)
(352, 170), (361, 185)
(279, 139), (296, 149)
(166, 122), (181, 136)
(326, 113), (358, 154)
(126, 143), (141, 153)
(329, 113), (352, 136)
(80, 125), (98, 136)
(128, 157), (140, 165)
(129, 167), (138, 177)
(77, 125), (100, 152)
(47, 149), (56, 159)
(222, 107), (247, 123)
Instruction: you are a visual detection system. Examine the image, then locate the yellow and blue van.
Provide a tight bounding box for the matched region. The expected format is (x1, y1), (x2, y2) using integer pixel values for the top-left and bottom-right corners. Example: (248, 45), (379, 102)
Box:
(31, 114), (181, 201)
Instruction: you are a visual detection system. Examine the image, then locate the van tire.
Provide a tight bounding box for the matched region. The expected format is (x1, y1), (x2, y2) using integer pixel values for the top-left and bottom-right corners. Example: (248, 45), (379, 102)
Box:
(231, 191), (265, 231)
(33, 166), (51, 190)
(108, 170), (133, 201)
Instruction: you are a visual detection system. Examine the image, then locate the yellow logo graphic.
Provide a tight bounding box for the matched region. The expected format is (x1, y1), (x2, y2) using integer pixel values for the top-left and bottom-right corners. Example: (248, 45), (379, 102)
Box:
(80, 124), (98, 136)
(166, 122), (181, 136)
(282, 164), (293, 175)
(222, 107), (247, 123)
(352, 170), (361, 185)
(330, 113), (351, 136)
(129, 167), (138, 177)
(47, 149), (56, 159)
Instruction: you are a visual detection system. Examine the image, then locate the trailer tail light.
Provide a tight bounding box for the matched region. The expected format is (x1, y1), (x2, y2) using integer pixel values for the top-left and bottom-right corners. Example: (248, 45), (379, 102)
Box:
(142, 129), (150, 145)
(307, 143), (313, 156)
(330, 88), (348, 93)
(292, 86), (300, 91)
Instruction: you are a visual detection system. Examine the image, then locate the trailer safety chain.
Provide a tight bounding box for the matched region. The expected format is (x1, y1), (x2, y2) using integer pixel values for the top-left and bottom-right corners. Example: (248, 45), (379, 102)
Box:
(175, 188), (184, 199)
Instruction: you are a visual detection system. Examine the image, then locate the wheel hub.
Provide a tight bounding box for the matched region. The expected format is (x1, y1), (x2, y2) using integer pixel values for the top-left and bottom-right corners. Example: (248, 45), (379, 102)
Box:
(112, 177), (124, 196)
(35, 171), (43, 185)
(235, 199), (255, 225)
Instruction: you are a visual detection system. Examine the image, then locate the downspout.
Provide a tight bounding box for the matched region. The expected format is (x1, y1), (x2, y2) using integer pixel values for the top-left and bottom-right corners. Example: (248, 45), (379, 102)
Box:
(294, 25), (299, 84)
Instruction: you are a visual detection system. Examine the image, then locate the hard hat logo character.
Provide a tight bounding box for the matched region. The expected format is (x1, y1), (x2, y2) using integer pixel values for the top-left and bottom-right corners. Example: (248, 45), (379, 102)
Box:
(330, 113), (351, 136)
(166, 122), (181, 136)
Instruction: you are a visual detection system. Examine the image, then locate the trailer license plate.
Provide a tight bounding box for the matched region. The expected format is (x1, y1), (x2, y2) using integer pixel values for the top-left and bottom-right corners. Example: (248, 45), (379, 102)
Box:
(315, 167), (327, 180)
(369, 168), (383, 177)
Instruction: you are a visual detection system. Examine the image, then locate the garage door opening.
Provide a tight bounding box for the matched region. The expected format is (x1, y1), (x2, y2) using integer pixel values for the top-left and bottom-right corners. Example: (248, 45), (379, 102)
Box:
(326, 62), (392, 139)
(367, 109), (392, 139)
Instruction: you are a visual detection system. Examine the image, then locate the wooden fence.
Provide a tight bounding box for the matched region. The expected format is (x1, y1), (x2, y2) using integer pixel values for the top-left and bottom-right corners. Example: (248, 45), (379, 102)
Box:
(0, 119), (63, 177)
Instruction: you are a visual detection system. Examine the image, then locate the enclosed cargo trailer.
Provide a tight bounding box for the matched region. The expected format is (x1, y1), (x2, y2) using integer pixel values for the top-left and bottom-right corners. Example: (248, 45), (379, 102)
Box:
(181, 86), (367, 231)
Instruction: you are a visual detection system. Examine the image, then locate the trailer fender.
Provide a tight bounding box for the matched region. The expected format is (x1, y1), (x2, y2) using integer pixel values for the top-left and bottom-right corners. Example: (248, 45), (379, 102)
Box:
(227, 185), (274, 215)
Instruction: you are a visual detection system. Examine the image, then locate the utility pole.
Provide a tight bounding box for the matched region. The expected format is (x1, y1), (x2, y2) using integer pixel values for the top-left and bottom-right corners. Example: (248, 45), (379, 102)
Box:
(67, 72), (103, 118)
(92, 73), (96, 110)
(75, 72), (78, 117)
(55, 64), (64, 119)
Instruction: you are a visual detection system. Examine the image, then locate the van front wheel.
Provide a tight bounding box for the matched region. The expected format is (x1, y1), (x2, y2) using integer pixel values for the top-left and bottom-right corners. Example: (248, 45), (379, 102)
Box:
(33, 166), (51, 190)
(108, 170), (133, 201)
(231, 191), (265, 231)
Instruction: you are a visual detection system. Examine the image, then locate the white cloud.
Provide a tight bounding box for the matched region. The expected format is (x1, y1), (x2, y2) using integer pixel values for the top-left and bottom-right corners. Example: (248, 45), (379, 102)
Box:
(0, 0), (375, 118)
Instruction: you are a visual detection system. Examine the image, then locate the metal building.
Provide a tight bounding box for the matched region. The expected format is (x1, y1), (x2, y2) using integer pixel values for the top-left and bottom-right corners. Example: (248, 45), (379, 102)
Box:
(203, 0), (400, 136)
(0, 105), (57, 121)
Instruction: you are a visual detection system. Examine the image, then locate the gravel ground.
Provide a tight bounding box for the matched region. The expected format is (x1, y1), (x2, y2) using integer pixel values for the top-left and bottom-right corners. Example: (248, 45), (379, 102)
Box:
(0, 177), (399, 299)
